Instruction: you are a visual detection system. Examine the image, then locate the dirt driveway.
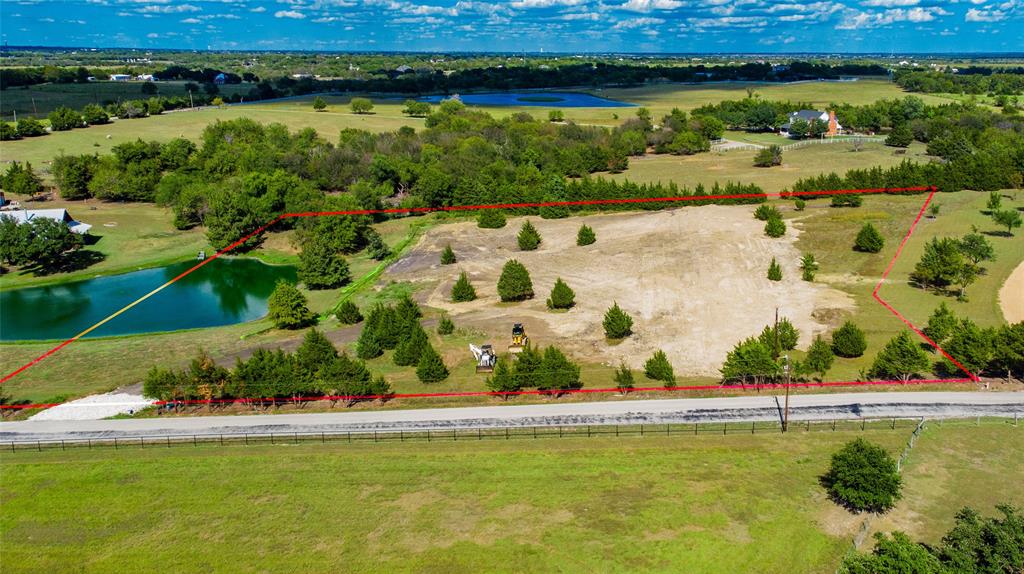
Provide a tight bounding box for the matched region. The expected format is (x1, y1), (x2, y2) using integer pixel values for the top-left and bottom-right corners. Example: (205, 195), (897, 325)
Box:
(386, 206), (855, 376)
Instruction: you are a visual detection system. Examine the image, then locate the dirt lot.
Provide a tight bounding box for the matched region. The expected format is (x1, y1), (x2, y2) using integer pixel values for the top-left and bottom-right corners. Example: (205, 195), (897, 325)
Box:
(386, 207), (855, 376)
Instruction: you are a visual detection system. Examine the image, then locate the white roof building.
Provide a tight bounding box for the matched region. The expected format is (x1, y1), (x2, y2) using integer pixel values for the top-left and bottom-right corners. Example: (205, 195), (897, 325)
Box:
(2, 209), (92, 234)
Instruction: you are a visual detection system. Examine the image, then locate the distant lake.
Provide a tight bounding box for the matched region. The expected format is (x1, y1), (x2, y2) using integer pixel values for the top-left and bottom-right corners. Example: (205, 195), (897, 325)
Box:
(417, 92), (635, 108)
(0, 258), (297, 341)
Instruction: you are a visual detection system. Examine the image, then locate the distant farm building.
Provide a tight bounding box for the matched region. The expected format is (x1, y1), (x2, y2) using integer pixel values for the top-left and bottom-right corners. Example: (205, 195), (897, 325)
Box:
(109, 74), (131, 82)
(136, 74), (155, 82)
(3, 209), (92, 234)
(779, 110), (843, 136)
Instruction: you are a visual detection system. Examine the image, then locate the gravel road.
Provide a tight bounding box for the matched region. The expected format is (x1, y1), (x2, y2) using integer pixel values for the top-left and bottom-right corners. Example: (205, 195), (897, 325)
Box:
(2, 392), (1021, 441)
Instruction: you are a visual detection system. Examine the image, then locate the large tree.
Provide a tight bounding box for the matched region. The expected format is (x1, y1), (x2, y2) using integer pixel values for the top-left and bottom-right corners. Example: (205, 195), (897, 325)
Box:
(868, 331), (930, 381)
(823, 438), (902, 513)
(267, 281), (316, 330)
(536, 346), (582, 395)
(497, 260), (534, 302)
(298, 236), (351, 289)
(721, 337), (780, 385)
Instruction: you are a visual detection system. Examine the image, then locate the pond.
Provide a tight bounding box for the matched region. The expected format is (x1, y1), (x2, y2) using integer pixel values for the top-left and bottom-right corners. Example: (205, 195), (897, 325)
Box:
(0, 258), (297, 341)
(417, 91), (635, 108)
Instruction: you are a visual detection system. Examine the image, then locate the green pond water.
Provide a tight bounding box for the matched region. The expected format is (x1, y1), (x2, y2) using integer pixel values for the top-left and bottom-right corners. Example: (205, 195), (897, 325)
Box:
(0, 258), (297, 341)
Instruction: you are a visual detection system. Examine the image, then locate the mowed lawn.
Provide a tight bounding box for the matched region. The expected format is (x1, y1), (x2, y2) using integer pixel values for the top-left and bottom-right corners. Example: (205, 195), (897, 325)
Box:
(0, 99), (426, 170)
(0, 200), (207, 291)
(790, 189), (1024, 380)
(608, 141), (929, 194)
(0, 429), (912, 574)
(866, 421), (1024, 546)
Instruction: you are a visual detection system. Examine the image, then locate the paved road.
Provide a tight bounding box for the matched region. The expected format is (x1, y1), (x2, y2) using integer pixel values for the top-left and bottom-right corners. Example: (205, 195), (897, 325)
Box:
(2, 392), (1021, 441)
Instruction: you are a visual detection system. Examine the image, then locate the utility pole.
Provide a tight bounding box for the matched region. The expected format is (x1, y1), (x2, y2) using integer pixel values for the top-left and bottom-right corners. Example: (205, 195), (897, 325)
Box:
(782, 354), (791, 432)
(188, 90), (194, 109)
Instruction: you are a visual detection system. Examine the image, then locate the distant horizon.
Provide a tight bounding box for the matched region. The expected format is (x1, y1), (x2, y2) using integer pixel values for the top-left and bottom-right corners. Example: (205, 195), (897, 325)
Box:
(2, 0), (1020, 54)
(3, 45), (1024, 59)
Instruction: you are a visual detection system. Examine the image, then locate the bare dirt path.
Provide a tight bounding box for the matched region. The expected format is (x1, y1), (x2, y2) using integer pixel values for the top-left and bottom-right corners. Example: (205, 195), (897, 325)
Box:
(999, 261), (1024, 323)
(387, 206), (854, 376)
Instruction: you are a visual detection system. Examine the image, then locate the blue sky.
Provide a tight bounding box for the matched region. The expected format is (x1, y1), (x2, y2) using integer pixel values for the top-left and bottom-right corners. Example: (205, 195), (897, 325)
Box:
(1, 0), (1021, 53)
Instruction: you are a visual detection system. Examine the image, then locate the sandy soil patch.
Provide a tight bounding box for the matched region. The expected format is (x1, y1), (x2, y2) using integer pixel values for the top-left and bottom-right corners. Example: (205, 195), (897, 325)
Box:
(29, 390), (154, 421)
(386, 207), (855, 376)
(999, 261), (1024, 323)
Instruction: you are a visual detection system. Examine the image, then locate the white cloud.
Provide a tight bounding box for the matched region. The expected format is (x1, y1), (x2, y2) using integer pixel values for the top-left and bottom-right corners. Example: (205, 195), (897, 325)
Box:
(39, 17), (55, 22)
(560, 11), (600, 19)
(965, 6), (1007, 19)
(180, 17), (201, 22)
(613, 16), (664, 28)
(275, 9), (306, 17)
(861, 0), (918, 6)
(136, 3), (200, 13)
(836, 6), (950, 28)
(618, 0), (682, 12)
(508, 0), (586, 7)
(251, 5), (267, 11)
(147, 32), (160, 37)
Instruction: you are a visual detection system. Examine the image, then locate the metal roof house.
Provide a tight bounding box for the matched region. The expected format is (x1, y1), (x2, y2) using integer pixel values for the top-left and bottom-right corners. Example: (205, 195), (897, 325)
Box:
(2, 209), (93, 234)
(779, 110), (843, 136)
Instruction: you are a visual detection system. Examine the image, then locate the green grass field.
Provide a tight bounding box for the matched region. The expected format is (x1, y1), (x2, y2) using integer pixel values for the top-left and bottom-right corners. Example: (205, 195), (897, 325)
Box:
(867, 420), (1024, 545)
(1, 422), (1018, 573)
(608, 141), (928, 194)
(790, 189), (1024, 380)
(0, 79), (930, 170)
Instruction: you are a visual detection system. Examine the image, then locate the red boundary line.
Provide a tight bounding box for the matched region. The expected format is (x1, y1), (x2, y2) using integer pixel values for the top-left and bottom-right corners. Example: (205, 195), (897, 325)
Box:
(0, 185), (977, 409)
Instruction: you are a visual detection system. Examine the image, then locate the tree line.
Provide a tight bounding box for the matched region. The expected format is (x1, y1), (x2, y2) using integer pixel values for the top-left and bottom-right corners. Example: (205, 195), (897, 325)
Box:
(143, 329), (392, 408)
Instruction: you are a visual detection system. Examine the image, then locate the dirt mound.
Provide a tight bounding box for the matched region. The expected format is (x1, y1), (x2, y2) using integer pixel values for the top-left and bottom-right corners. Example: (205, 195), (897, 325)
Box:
(386, 206), (855, 376)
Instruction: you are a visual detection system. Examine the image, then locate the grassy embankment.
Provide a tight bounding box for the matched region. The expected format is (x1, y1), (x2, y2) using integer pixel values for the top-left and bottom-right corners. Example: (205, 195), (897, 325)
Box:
(0, 422), (1019, 573)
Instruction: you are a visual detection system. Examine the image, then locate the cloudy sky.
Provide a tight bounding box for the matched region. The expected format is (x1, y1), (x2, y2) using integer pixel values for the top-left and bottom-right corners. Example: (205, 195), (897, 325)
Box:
(1, 0), (1021, 53)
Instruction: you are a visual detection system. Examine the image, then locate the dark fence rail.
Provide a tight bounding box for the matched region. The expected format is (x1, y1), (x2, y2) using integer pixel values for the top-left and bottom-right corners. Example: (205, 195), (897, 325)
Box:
(3, 416), (992, 454)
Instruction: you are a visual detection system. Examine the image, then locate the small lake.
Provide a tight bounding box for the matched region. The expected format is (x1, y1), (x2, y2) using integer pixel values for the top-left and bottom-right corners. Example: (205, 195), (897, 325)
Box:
(0, 258), (297, 341)
(417, 92), (635, 108)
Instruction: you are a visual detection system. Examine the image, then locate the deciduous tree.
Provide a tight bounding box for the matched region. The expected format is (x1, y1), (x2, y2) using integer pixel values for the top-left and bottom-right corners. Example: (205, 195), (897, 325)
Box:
(822, 438), (902, 512)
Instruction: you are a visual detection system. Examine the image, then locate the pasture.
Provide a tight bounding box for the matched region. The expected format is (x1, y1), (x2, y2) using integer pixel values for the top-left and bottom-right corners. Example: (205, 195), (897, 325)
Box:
(0, 422), (1019, 573)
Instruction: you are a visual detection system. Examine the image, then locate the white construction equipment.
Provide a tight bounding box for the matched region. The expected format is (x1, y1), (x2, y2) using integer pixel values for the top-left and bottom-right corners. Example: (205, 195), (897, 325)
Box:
(470, 343), (497, 373)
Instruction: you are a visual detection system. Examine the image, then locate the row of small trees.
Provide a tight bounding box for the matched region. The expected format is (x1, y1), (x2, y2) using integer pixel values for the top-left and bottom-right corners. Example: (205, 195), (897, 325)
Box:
(143, 330), (391, 406)
(353, 296), (449, 384)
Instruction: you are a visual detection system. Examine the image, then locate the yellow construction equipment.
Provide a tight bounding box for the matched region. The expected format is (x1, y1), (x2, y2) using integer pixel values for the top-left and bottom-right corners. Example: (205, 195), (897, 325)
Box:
(508, 323), (529, 354)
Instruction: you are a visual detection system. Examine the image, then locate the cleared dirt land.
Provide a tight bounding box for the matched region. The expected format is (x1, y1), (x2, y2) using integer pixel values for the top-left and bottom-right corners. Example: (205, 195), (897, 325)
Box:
(387, 207), (854, 376)
(1000, 261), (1024, 324)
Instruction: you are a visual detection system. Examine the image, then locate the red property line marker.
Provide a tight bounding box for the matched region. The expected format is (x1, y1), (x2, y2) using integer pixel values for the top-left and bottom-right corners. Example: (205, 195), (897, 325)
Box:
(0, 185), (973, 408)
